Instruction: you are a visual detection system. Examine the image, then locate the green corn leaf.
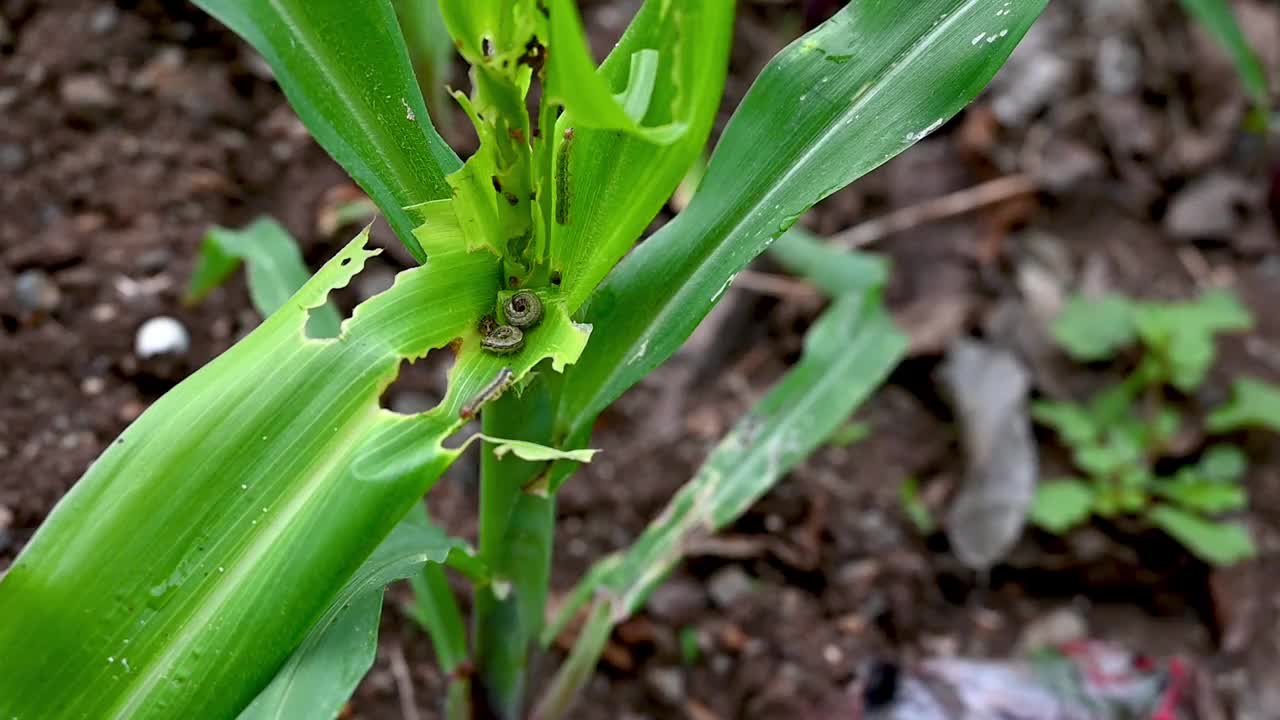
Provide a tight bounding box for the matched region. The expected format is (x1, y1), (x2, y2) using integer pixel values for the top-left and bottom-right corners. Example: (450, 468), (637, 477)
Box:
(240, 506), (477, 720)
(558, 0), (1047, 447)
(185, 218), (476, 719)
(439, 0), (541, 63)
(549, 0), (734, 312)
(1147, 505), (1255, 566)
(1029, 479), (1096, 534)
(407, 562), (469, 673)
(0, 225), (590, 719)
(240, 590), (381, 720)
(186, 218), (343, 338)
(545, 286), (905, 646)
(545, 0), (683, 142)
(1177, 0), (1269, 110)
(194, 0), (462, 262)
(408, 561), (473, 720)
(767, 226), (888, 298)
(1207, 377), (1280, 434)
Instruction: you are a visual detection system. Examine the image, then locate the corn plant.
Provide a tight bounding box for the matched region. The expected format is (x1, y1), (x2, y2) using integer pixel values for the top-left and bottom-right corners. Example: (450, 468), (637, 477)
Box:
(0, 1), (1046, 718)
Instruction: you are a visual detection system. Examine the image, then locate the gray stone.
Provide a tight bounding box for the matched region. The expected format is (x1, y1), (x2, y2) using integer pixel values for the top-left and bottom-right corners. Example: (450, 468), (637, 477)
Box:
(646, 577), (707, 624)
(90, 6), (120, 34)
(1017, 606), (1087, 652)
(1096, 35), (1143, 95)
(0, 505), (12, 554)
(0, 143), (27, 173)
(59, 75), (116, 111)
(135, 316), (190, 358)
(1033, 138), (1105, 194)
(644, 667), (685, 705)
(14, 270), (61, 313)
(991, 53), (1071, 127)
(1165, 173), (1255, 241)
(136, 248), (172, 274)
(707, 565), (754, 608)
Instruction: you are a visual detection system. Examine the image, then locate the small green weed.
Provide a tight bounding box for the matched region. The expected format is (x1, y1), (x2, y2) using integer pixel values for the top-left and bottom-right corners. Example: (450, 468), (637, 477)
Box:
(1030, 290), (1276, 566)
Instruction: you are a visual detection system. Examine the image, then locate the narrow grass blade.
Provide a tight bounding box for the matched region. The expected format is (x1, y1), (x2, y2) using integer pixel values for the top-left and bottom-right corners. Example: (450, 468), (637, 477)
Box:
(540, 287), (906, 717)
(767, 226), (888, 298)
(530, 600), (612, 720)
(408, 562), (469, 674)
(194, 0), (462, 261)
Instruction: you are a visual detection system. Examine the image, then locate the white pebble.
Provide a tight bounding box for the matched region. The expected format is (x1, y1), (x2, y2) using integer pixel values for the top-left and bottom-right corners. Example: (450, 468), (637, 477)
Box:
(135, 316), (190, 358)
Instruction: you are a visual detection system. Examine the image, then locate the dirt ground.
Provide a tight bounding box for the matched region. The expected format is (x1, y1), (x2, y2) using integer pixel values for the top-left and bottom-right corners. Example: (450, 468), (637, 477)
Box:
(3, 0), (1280, 718)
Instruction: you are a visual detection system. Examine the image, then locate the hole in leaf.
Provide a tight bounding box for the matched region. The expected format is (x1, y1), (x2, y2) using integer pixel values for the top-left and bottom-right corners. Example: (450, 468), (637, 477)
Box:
(304, 306), (343, 339)
(304, 258), (396, 340)
(379, 350), (454, 416)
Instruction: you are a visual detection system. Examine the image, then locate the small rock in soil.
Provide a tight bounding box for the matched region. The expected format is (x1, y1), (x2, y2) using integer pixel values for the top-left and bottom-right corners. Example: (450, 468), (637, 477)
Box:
(0, 505), (12, 554)
(59, 74), (116, 111)
(646, 577), (707, 625)
(1095, 34), (1142, 96)
(89, 6), (119, 35)
(710, 654), (732, 675)
(135, 316), (190, 358)
(1165, 173), (1256, 241)
(1234, 215), (1278, 257)
(1016, 606), (1087, 653)
(644, 667), (685, 706)
(991, 52), (1071, 127)
(135, 248), (172, 275)
(0, 142), (28, 173)
(13, 269), (61, 314)
(707, 565), (755, 608)
(132, 47), (184, 93)
(939, 340), (1037, 571)
(1032, 138), (1105, 194)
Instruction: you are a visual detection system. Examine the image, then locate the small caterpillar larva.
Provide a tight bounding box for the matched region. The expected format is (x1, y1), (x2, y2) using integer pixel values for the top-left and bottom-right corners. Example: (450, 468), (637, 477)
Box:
(555, 128), (574, 225)
(460, 367), (516, 420)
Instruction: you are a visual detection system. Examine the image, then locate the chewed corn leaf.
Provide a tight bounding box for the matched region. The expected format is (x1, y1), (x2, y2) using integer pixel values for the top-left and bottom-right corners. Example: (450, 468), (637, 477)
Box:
(0, 222), (589, 720)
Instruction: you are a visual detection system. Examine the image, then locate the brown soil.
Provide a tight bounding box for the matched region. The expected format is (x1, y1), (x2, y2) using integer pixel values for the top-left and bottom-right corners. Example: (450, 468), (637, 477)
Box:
(4, 1), (1280, 719)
